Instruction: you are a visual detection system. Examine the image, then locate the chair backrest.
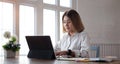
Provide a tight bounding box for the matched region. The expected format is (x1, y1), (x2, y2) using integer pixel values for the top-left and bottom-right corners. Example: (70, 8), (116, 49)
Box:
(90, 46), (100, 58)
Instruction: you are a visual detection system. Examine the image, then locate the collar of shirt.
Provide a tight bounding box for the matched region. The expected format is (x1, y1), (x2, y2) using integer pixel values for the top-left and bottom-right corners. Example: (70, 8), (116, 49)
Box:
(67, 32), (79, 37)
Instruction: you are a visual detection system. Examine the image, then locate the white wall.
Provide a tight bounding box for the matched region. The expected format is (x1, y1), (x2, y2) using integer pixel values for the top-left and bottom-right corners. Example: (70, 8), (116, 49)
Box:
(77, 0), (120, 44)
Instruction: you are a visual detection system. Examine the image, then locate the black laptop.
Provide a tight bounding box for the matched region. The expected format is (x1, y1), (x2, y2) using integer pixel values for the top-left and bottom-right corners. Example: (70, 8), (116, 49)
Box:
(25, 36), (56, 59)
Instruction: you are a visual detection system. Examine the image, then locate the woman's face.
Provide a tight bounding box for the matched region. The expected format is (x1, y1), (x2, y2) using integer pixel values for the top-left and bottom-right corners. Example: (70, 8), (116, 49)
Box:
(63, 16), (76, 33)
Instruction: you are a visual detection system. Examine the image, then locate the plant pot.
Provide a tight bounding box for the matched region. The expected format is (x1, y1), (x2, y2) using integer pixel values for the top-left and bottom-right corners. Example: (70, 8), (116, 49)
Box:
(4, 50), (16, 58)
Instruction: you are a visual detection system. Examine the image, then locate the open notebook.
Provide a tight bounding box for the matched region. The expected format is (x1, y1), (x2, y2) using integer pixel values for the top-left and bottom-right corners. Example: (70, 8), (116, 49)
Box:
(57, 57), (115, 62)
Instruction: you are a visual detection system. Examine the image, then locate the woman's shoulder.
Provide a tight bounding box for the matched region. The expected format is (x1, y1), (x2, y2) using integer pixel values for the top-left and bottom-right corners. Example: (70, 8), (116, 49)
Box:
(78, 31), (89, 37)
(79, 31), (88, 35)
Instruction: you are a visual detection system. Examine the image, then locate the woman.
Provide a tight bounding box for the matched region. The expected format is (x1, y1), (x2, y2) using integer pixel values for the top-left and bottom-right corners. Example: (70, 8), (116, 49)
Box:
(55, 9), (90, 58)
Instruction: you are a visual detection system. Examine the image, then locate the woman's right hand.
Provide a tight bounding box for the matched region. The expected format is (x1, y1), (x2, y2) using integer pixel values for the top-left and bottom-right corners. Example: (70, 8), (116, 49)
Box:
(55, 50), (75, 57)
(55, 51), (68, 56)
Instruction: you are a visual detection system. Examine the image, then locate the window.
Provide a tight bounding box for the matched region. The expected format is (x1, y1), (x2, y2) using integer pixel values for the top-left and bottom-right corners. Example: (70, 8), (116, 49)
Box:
(19, 5), (35, 55)
(60, 12), (64, 39)
(0, 0), (76, 56)
(60, 0), (71, 7)
(0, 2), (13, 56)
(43, 0), (56, 5)
(43, 9), (56, 47)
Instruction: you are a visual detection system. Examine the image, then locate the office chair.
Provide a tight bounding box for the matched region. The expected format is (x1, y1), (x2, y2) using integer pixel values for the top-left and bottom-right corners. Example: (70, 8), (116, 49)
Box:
(90, 46), (100, 58)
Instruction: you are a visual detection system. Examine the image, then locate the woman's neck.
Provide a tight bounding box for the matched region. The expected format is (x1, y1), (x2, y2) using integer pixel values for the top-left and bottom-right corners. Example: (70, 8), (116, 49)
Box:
(68, 31), (77, 36)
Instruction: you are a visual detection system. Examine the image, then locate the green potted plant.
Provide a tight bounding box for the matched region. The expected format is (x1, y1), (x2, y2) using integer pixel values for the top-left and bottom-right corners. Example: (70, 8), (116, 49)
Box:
(2, 31), (20, 58)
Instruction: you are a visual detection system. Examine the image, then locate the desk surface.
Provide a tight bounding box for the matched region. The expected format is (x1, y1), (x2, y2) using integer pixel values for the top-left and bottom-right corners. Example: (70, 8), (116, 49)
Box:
(0, 56), (120, 64)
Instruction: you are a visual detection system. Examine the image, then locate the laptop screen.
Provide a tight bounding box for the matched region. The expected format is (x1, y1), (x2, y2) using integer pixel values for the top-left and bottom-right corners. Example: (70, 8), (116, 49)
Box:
(25, 36), (56, 59)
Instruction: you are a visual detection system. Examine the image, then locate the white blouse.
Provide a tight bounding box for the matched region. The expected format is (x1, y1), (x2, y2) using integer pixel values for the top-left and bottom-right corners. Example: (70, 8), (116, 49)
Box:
(55, 31), (90, 58)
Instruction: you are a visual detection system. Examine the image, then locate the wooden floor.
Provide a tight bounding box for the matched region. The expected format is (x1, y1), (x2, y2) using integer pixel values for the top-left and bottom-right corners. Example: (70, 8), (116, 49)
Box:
(0, 56), (120, 64)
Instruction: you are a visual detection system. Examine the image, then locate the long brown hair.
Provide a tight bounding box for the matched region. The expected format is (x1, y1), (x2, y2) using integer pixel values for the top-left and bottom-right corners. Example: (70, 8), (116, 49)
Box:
(62, 9), (85, 33)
